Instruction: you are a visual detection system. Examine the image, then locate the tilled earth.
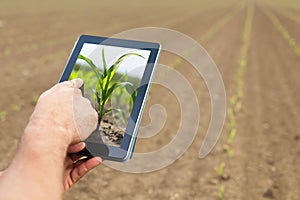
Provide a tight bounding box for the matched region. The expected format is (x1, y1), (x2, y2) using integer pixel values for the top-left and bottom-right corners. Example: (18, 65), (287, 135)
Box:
(0, 0), (300, 199)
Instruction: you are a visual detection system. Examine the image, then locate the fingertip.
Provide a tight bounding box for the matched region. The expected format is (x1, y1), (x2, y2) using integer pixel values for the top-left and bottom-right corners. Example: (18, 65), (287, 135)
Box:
(75, 141), (86, 148)
(70, 78), (84, 88)
(94, 157), (103, 163)
(61, 78), (83, 88)
(86, 157), (102, 169)
(68, 141), (86, 153)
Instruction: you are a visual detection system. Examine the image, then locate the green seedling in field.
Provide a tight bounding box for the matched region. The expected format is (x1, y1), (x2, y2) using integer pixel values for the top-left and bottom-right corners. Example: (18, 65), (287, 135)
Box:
(217, 162), (226, 178)
(0, 111), (7, 122)
(229, 96), (238, 107)
(234, 101), (242, 112)
(218, 185), (225, 200)
(32, 95), (39, 105)
(227, 108), (235, 131)
(237, 90), (243, 99)
(227, 128), (237, 144)
(78, 48), (143, 123)
(223, 144), (234, 158)
(216, 5), (253, 199)
(11, 104), (21, 112)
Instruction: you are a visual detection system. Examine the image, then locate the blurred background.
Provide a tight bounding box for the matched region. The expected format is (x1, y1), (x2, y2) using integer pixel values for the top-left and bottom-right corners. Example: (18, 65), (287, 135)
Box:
(0, 0), (300, 199)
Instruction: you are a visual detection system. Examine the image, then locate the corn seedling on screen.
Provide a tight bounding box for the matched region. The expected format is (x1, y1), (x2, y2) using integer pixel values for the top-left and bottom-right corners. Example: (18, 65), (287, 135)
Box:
(70, 44), (151, 146)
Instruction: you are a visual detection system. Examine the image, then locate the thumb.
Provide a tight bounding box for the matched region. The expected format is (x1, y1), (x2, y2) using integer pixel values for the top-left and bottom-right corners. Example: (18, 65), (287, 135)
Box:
(60, 78), (84, 89)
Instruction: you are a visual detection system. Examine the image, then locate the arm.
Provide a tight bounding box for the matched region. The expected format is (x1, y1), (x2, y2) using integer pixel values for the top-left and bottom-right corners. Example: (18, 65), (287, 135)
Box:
(0, 79), (101, 200)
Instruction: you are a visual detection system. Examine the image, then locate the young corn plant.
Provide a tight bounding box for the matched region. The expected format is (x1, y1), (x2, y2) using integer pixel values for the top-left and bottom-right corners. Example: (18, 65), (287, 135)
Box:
(32, 95), (39, 106)
(11, 104), (21, 112)
(227, 108), (235, 132)
(217, 162), (226, 178)
(0, 111), (7, 122)
(218, 185), (225, 200)
(223, 144), (234, 158)
(227, 128), (237, 144)
(78, 48), (143, 124)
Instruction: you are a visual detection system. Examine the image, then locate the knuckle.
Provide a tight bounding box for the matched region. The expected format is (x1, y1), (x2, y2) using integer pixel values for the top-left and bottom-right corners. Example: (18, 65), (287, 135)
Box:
(74, 88), (82, 96)
(83, 98), (91, 106)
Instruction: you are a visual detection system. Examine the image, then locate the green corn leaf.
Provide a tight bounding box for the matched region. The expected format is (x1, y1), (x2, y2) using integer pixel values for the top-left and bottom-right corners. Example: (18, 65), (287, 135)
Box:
(101, 49), (108, 81)
(78, 54), (101, 80)
(102, 48), (107, 71)
(130, 90), (137, 112)
(101, 75), (109, 90)
(103, 82), (121, 104)
(121, 82), (137, 112)
(103, 81), (134, 104)
(124, 73), (129, 82)
(114, 53), (145, 67)
(122, 81), (135, 94)
(102, 53), (144, 106)
(131, 90), (137, 102)
(103, 108), (114, 115)
(94, 90), (101, 110)
(107, 53), (145, 82)
(103, 107), (124, 116)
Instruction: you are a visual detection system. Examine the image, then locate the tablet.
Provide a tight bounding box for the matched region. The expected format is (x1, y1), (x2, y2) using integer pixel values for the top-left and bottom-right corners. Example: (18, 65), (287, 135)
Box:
(59, 35), (161, 162)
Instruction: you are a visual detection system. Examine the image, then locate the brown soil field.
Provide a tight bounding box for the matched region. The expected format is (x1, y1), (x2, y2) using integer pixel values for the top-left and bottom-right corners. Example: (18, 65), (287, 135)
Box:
(1, 0), (300, 199)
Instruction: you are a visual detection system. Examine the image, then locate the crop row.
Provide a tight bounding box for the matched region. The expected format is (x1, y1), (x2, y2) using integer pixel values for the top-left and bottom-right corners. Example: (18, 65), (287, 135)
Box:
(217, 3), (254, 199)
(272, 6), (300, 25)
(0, 3), (240, 127)
(172, 4), (243, 68)
(262, 8), (300, 59)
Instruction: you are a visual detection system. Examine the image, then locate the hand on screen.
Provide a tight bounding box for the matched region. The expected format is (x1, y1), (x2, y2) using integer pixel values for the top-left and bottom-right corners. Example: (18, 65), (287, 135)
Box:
(0, 79), (101, 200)
(28, 78), (98, 144)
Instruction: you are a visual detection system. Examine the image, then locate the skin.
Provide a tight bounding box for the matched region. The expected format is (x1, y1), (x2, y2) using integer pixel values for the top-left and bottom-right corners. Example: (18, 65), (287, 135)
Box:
(0, 79), (102, 200)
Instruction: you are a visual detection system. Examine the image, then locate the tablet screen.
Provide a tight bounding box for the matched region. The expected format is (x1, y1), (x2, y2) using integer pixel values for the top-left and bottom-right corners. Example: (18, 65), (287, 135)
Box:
(69, 43), (151, 147)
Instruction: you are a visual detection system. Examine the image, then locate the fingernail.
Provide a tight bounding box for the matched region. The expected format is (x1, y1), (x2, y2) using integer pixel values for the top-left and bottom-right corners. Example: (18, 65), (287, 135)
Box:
(95, 157), (103, 163)
(74, 141), (85, 148)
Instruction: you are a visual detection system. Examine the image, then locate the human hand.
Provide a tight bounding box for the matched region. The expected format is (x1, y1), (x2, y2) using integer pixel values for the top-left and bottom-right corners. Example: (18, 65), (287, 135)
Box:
(26, 78), (102, 191)
(0, 79), (102, 200)
(63, 142), (102, 191)
(26, 78), (98, 144)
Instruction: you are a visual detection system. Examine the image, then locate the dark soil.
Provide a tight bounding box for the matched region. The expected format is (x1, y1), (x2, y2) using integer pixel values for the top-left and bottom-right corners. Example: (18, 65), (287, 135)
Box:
(86, 114), (125, 147)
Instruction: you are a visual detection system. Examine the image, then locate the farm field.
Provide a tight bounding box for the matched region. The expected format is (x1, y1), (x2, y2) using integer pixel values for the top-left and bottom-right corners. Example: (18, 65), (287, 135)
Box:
(0, 0), (300, 199)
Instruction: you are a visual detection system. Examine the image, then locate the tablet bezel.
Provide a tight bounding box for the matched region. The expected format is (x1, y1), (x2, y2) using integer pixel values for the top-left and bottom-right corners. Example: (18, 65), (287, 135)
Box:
(59, 35), (161, 162)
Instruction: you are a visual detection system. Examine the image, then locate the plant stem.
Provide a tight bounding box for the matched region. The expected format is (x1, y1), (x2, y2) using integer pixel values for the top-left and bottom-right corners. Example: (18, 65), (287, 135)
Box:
(98, 99), (105, 124)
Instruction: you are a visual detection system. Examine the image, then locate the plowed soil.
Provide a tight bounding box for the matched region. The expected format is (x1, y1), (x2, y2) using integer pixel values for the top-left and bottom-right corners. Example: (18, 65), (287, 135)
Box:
(0, 0), (299, 199)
